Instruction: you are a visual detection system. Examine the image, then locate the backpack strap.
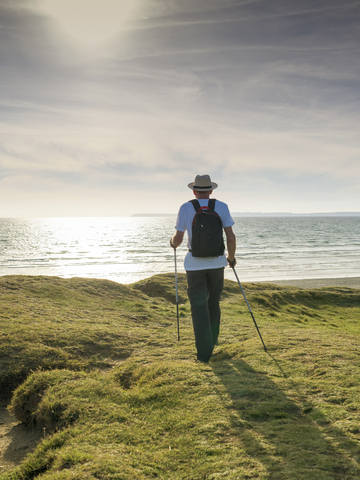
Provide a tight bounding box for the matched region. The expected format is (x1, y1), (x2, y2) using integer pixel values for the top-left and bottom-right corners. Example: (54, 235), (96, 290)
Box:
(208, 198), (216, 211)
(189, 199), (201, 212)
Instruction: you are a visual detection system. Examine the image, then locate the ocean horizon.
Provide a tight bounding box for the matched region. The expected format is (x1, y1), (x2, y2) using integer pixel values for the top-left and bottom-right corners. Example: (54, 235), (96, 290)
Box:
(1, 216), (360, 284)
(127, 212), (360, 218)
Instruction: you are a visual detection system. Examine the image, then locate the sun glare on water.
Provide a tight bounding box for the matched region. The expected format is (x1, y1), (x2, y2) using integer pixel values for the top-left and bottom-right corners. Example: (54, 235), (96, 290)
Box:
(21, 217), (177, 282)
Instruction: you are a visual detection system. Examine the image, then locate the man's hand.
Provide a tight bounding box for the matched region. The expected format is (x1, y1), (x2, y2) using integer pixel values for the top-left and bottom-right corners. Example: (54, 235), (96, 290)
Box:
(227, 257), (237, 268)
(170, 230), (184, 250)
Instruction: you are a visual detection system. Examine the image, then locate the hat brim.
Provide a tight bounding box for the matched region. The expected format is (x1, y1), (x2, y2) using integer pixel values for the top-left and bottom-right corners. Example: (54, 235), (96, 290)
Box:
(188, 182), (218, 191)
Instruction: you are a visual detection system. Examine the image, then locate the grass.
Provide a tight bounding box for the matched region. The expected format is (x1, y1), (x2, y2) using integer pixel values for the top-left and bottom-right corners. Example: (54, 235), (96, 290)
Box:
(0, 274), (359, 479)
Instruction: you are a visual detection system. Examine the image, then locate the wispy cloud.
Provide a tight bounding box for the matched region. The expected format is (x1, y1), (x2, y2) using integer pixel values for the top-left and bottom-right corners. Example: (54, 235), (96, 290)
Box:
(0, 0), (359, 216)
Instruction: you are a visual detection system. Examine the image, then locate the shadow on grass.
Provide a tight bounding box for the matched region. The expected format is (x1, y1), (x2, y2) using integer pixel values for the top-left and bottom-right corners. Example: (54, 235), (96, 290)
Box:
(211, 357), (359, 480)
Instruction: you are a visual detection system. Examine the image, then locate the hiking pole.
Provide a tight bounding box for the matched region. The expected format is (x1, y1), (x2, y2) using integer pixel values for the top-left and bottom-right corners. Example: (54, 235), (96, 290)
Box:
(174, 248), (180, 341)
(232, 267), (267, 352)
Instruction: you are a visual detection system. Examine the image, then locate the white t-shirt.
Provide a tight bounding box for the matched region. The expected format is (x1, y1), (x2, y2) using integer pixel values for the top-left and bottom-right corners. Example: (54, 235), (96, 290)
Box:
(175, 198), (235, 271)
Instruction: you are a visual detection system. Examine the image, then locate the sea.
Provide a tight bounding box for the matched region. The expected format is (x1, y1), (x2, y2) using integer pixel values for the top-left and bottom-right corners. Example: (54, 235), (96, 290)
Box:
(0, 216), (359, 284)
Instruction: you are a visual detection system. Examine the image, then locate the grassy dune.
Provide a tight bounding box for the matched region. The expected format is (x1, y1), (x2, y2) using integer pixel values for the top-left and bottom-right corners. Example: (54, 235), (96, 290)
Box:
(0, 274), (359, 479)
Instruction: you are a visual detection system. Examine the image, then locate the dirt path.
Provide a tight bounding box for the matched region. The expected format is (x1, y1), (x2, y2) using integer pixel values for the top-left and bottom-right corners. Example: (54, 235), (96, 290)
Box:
(0, 396), (43, 474)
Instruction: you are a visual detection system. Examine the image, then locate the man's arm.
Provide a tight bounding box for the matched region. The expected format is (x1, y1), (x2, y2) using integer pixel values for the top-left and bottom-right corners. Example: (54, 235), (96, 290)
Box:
(170, 230), (185, 249)
(224, 226), (236, 266)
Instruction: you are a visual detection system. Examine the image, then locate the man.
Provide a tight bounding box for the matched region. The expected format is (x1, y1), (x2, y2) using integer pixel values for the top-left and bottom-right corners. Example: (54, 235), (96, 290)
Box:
(170, 174), (236, 363)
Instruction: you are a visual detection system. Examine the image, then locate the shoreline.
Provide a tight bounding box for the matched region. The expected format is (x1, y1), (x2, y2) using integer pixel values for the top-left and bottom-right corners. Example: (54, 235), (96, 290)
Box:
(1, 273), (360, 290)
(258, 277), (360, 289)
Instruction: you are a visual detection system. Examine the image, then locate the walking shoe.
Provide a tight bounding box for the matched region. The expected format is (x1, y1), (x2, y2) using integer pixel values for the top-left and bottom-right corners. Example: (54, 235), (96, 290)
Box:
(195, 358), (209, 364)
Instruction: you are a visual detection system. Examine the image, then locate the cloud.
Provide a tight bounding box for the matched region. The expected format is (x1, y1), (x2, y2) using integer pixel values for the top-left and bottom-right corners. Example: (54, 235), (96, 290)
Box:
(0, 0), (359, 216)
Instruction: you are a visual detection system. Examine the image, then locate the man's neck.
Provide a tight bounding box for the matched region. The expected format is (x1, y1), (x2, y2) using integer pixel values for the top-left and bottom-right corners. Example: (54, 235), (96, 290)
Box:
(194, 191), (212, 200)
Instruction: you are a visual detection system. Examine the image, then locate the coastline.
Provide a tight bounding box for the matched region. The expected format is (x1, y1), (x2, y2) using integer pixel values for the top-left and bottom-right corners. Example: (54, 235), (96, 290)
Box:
(1, 273), (360, 290)
(260, 277), (360, 289)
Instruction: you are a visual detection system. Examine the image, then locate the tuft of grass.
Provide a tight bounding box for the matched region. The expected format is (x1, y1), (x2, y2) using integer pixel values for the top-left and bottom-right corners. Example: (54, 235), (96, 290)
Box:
(1, 274), (360, 479)
(0, 275), (180, 392)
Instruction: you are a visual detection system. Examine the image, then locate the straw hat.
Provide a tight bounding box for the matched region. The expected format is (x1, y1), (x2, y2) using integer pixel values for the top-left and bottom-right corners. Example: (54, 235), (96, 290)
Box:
(188, 174), (218, 191)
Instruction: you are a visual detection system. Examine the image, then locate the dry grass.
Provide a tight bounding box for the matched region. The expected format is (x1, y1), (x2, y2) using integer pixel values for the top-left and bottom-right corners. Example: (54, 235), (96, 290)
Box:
(0, 274), (359, 479)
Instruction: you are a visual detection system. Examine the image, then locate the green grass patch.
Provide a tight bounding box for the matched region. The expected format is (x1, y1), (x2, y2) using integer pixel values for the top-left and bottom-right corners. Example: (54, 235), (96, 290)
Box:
(0, 274), (360, 479)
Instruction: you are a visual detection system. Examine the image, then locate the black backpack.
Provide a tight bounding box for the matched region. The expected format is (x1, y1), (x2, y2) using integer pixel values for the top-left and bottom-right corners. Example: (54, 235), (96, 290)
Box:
(189, 199), (225, 258)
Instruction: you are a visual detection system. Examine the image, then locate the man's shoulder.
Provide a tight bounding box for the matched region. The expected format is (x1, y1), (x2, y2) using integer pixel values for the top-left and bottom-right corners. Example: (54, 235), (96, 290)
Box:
(213, 199), (234, 226)
(180, 200), (196, 209)
(177, 201), (197, 218)
(213, 198), (227, 206)
(213, 199), (230, 210)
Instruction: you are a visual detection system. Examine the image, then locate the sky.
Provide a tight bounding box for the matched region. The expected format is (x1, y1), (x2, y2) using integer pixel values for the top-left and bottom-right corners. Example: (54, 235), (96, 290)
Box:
(0, 0), (359, 217)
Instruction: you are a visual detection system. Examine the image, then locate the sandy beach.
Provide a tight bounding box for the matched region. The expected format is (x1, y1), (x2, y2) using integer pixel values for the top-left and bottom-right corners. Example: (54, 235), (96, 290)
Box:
(263, 277), (360, 289)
